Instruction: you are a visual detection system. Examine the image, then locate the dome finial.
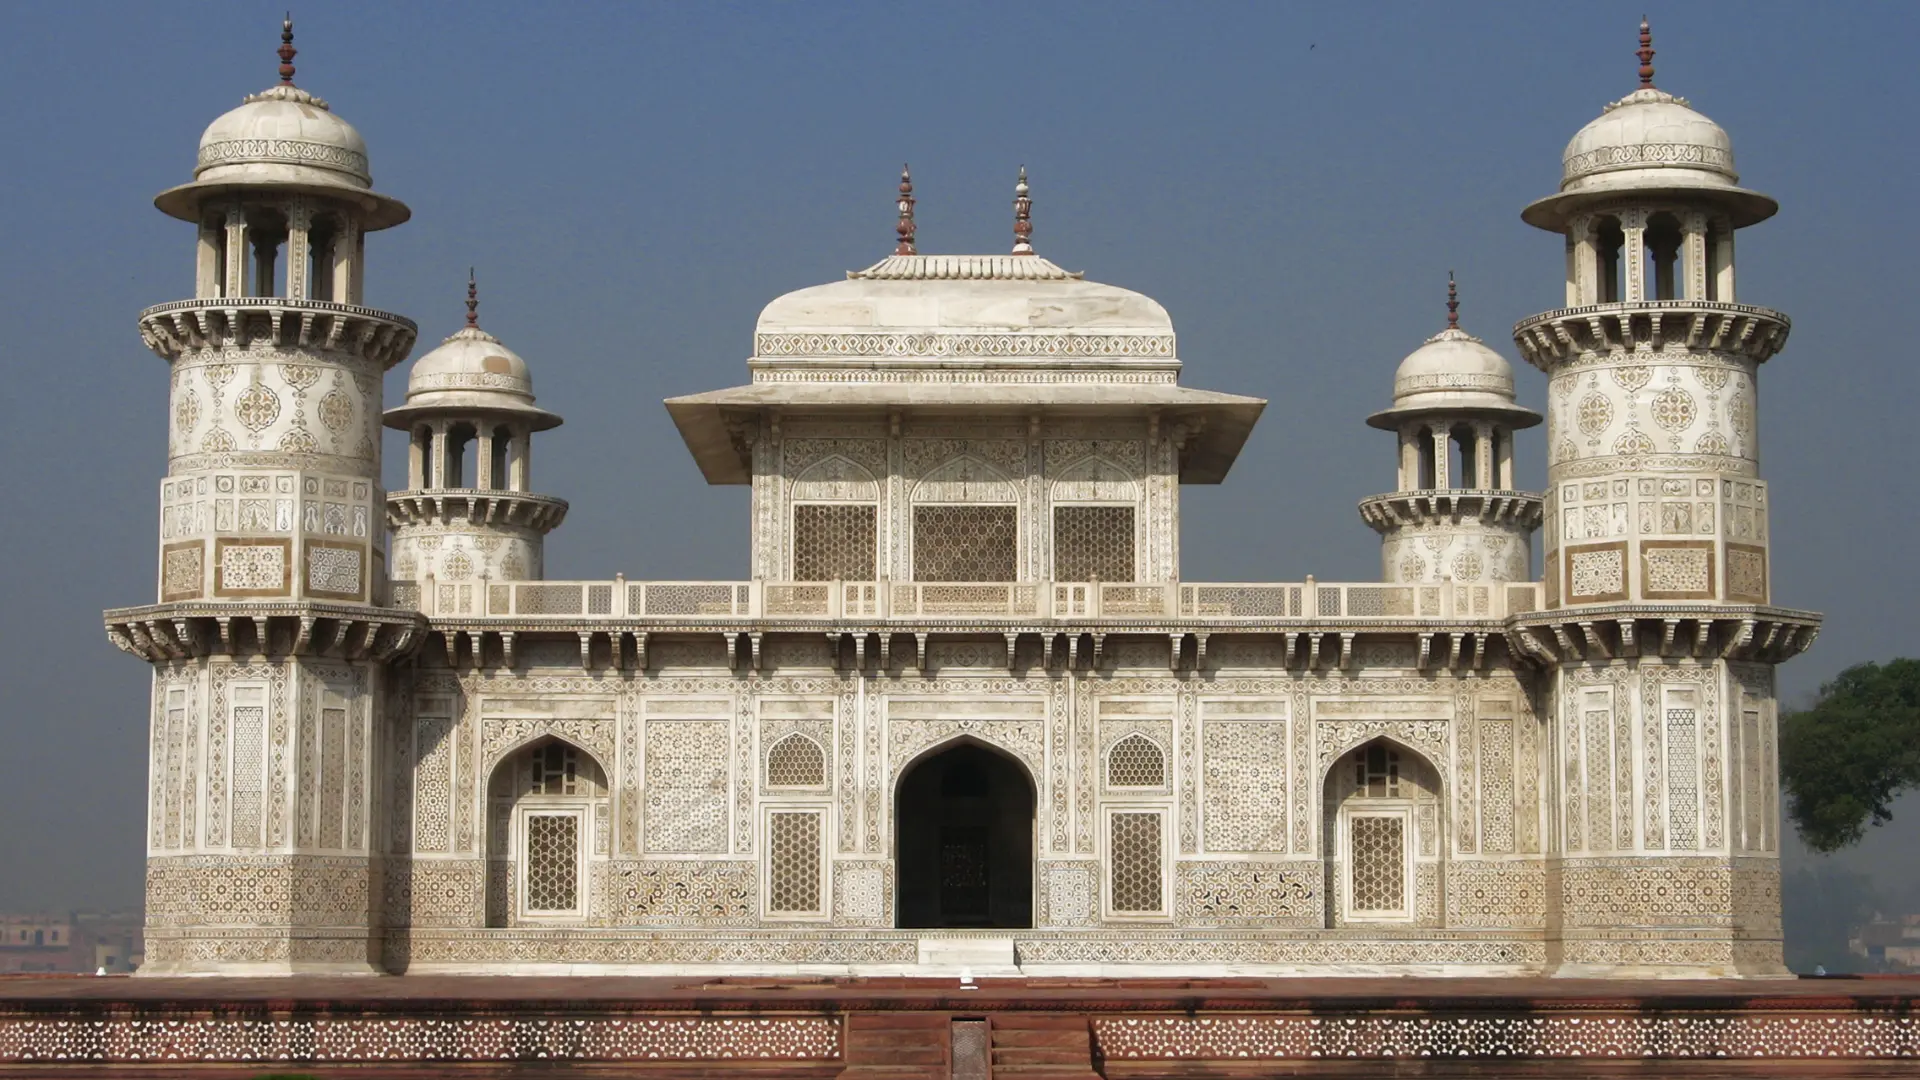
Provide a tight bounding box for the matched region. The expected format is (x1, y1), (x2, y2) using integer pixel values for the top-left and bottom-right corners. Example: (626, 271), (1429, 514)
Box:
(1446, 271), (1459, 329)
(894, 164), (917, 256)
(1012, 165), (1034, 255)
(278, 13), (297, 85)
(465, 268), (479, 328)
(1637, 16), (1656, 89)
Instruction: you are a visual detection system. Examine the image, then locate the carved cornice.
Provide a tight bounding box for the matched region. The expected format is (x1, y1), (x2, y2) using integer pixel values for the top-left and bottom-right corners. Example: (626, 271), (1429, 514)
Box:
(1512, 301), (1789, 371)
(138, 298), (417, 371)
(753, 332), (1177, 362)
(386, 490), (569, 533)
(104, 601), (427, 663)
(1505, 605), (1819, 667)
(1357, 490), (1545, 534)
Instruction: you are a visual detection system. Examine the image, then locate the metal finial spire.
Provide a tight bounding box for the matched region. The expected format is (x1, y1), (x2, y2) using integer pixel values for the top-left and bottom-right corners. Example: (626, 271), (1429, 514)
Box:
(1446, 271), (1459, 329)
(894, 164), (918, 256)
(1011, 165), (1034, 255)
(278, 13), (298, 85)
(1637, 17), (1656, 89)
(465, 268), (479, 328)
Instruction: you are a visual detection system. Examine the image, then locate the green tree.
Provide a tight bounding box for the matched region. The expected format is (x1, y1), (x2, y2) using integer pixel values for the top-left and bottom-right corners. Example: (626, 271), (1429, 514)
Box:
(1780, 659), (1920, 852)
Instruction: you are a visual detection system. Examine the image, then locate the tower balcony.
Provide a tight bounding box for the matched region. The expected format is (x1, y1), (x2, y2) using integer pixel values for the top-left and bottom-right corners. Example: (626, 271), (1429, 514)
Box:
(386, 489), (569, 532)
(1357, 489), (1544, 534)
(1511, 300), (1789, 371)
(138, 297), (418, 370)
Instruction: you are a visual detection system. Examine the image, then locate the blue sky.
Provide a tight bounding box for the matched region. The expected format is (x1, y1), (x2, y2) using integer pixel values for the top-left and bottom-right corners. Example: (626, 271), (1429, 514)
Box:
(0, 2), (1914, 910)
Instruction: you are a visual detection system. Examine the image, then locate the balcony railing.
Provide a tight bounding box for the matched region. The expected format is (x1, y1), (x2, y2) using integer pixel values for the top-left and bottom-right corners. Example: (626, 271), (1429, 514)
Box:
(398, 577), (1542, 622)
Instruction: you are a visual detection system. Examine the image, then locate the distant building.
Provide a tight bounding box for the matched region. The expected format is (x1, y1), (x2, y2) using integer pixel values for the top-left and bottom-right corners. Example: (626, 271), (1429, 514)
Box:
(105, 18), (1817, 978)
(1852, 915), (1920, 970)
(0, 915), (73, 973)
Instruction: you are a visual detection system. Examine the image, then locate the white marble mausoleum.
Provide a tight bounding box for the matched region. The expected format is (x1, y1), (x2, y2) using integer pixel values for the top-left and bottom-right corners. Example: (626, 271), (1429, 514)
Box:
(108, 21), (1818, 978)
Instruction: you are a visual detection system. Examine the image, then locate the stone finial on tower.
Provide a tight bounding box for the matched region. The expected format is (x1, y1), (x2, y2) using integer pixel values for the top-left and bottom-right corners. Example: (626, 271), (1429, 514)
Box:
(1636, 17), (1656, 89)
(894, 164), (917, 255)
(1012, 166), (1034, 255)
(1446, 271), (1459, 329)
(465, 267), (479, 328)
(278, 13), (298, 85)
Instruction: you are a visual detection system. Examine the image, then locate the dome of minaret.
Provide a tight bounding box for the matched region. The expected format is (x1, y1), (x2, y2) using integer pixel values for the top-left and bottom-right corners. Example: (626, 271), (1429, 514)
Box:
(1367, 279), (1540, 430)
(154, 18), (410, 229)
(384, 276), (562, 431)
(1521, 20), (1775, 230)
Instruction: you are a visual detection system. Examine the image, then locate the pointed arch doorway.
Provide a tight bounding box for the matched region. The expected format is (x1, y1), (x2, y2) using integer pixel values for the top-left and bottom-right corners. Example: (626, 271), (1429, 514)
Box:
(895, 741), (1035, 928)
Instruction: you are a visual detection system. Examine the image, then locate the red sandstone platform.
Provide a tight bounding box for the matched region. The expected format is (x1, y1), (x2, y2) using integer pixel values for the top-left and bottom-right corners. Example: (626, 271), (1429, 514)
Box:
(4, 974), (1919, 1077)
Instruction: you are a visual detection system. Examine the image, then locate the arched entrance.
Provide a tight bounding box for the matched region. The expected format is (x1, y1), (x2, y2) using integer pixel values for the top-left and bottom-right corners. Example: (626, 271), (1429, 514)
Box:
(1322, 738), (1442, 928)
(895, 741), (1035, 928)
(483, 737), (609, 927)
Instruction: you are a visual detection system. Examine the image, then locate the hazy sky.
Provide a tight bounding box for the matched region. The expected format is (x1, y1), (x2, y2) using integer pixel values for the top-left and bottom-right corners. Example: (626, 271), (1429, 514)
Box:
(1, 2), (1914, 912)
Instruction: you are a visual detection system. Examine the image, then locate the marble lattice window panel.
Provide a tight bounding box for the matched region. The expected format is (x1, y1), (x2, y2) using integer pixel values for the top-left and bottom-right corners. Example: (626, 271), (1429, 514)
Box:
(792, 504), (876, 581)
(1348, 814), (1407, 915)
(912, 505), (1017, 582)
(1053, 505), (1134, 582)
(766, 735), (826, 788)
(522, 812), (580, 914)
(1108, 811), (1164, 914)
(767, 811), (822, 914)
(1107, 734), (1166, 788)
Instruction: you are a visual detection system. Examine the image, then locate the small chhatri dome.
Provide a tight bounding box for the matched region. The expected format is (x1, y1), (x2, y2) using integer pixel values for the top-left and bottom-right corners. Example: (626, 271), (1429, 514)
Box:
(154, 16), (410, 230)
(383, 273), (561, 432)
(1522, 19), (1774, 230)
(1367, 277), (1540, 431)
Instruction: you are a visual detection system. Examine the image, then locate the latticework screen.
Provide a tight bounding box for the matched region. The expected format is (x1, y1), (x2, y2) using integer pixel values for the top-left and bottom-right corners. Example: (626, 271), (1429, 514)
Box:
(1053, 505), (1134, 582)
(1108, 811), (1164, 913)
(1349, 814), (1406, 914)
(767, 811), (822, 913)
(792, 504), (876, 581)
(766, 735), (826, 787)
(1107, 735), (1166, 788)
(913, 505), (1017, 582)
(523, 813), (579, 913)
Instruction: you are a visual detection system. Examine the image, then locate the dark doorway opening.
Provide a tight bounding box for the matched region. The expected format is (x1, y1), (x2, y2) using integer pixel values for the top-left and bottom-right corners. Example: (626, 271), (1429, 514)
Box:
(895, 742), (1035, 928)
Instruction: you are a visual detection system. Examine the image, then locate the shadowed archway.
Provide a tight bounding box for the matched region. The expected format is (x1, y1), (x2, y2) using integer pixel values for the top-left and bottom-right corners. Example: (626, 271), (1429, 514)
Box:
(894, 740), (1035, 928)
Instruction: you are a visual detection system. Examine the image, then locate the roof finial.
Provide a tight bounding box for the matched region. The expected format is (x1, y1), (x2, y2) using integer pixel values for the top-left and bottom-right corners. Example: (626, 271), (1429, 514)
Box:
(894, 164), (917, 256)
(1636, 16), (1656, 89)
(1446, 271), (1459, 330)
(465, 268), (479, 328)
(1011, 165), (1034, 256)
(278, 13), (297, 85)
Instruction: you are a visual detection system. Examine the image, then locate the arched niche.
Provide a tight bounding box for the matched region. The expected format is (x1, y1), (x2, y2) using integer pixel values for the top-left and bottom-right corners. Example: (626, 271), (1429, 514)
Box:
(483, 736), (609, 927)
(1320, 737), (1444, 930)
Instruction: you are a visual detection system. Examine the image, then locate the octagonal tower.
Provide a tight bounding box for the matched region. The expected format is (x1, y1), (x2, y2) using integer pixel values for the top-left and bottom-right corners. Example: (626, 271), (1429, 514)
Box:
(108, 22), (424, 975)
(1509, 23), (1818, 977)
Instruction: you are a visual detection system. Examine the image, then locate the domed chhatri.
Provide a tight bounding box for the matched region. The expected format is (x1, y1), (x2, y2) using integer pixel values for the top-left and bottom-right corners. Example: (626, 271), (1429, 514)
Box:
(385, 273), (561, 432)
(1523, 19), (1774, 230)
(154, 16), (409, 230)
(1368, 276), (1540, 431)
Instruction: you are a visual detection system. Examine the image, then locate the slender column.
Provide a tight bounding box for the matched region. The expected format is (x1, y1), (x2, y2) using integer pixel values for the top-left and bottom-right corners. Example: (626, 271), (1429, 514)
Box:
(1431, 428), (1450, 489)
(407, 429), (425, 490)
(195, 222), (222, 299)
(350, 230), (366, 305)
(429, 420), (450, 488)
(1474, 422), (1495, 488)
(1714, 223), (1736, 302)
(1497, 428), (1515, 488)
(510, 430), (530, 492)
(223, 205), (248, 299)
(285, 197), (311, 300)
(1622, 209), (1647, 303)
(1568, 214), (1595, 306)
(1683, 210), (1708, 301)
(1398, 428), (1417, 490)
(476, 427), (495, 489)
(331, 218), (358, 304)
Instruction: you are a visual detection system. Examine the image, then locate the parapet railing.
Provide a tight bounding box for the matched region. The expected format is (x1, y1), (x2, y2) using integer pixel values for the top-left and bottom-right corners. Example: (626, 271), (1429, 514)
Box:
(392, 577), (1542, 622)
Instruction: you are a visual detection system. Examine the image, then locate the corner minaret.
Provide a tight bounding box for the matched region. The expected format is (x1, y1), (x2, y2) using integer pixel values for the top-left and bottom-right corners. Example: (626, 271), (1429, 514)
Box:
(384, 273), (567, 623)
(1359, 276), (1543, 586)
(1508, 22), (1818, 978)
(109, 20), (424, 975)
